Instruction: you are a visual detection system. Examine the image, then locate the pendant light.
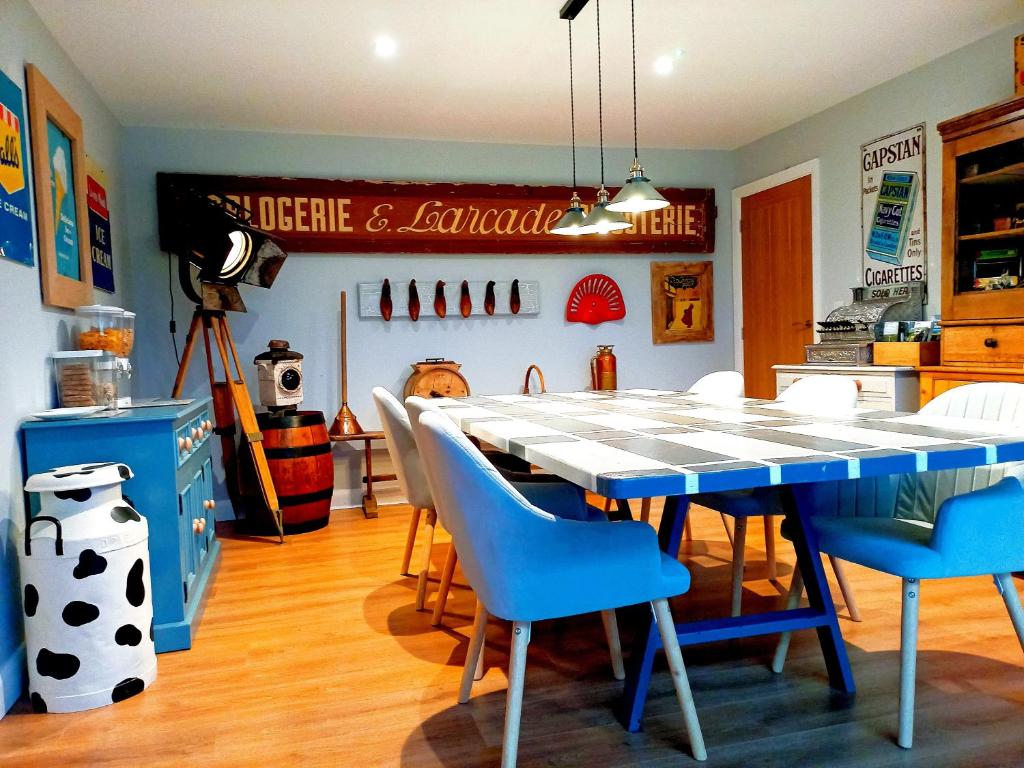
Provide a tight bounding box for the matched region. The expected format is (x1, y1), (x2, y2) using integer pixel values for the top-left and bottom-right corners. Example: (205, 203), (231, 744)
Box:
(550, 19), (587, 236)
(579, 0), (632, 235)
(607, 0), (669, 213)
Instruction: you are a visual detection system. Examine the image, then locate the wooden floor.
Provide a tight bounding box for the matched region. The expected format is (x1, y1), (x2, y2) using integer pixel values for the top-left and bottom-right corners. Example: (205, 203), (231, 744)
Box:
(2, 499), (1023, 767)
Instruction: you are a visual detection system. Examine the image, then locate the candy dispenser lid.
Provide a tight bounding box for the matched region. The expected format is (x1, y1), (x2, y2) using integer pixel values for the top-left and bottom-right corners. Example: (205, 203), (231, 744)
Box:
(74, 304), (125, 315)
(25, 462), (133, 493)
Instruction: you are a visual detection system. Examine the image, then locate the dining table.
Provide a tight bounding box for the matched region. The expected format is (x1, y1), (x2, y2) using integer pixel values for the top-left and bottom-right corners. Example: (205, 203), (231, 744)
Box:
(431, 387), (1024, 732)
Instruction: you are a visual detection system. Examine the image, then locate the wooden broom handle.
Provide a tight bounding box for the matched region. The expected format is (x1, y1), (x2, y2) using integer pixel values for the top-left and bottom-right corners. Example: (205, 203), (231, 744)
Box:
(340, 291), (348, 404)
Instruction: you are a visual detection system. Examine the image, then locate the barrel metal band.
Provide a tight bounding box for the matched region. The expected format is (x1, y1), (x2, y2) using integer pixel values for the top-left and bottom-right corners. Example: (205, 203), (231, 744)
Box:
(265, 443), (332, 460)
(278, 487), (334, 507)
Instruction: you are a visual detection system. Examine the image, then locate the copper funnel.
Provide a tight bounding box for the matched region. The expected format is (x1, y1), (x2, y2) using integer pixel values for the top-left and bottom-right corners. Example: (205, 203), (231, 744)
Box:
(330, 402), (364, 437)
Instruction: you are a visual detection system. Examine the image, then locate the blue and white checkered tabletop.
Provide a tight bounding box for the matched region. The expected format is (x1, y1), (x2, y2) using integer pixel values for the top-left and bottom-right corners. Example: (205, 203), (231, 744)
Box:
(432, 389), (1024, 499)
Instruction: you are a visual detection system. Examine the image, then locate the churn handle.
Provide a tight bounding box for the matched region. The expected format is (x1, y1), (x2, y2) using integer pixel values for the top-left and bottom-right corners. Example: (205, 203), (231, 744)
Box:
(24, 516), (64, 557)
(523, 364), (546, 395)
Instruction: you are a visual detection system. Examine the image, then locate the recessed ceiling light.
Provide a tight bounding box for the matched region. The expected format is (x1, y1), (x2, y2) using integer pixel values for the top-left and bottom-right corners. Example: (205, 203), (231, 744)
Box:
(653, 55), (673, 75)
(375, 35), (397, 59)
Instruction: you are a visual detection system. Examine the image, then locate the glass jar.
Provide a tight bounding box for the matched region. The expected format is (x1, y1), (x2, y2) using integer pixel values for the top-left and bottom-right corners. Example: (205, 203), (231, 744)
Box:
(52, 351), (118, 408)
(120, 311), (135, 357)
(75, 305), (126, 354)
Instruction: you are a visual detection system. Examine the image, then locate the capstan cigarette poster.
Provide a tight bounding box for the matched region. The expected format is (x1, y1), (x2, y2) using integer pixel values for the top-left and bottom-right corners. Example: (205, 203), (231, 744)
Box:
(0, 69), (34, 266)
(861, 124), (926, 289)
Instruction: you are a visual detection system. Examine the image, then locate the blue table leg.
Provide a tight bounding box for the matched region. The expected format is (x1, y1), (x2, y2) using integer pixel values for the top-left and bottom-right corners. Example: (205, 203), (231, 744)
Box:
(781, 484), (856, 694)
(617, 494), (689, 731)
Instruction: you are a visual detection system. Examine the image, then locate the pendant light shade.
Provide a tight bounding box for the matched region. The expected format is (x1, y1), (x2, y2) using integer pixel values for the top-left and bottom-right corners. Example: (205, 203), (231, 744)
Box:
(550, 191), (589, 235)
(581, 185), (631, 234)
(607, 160), (669, 212)
(607, 0), (669, 214)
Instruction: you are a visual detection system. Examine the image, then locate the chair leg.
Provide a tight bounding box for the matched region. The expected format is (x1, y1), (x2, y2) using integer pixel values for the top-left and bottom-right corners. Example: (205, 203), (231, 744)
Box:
(459, 600), (488, 704)
(993, 573), (1024, 653)
(501, 621), (531, 768)
(684, 514), (693, 542)
(764, 515), (777, 581)
(640, 498), (652, 524)
(415, 509), (437, 611)
(898, 577), (920, 749)
(600, 609), (626, 680)
(730, 517), (748, 617)
(603, 497), (613, 515)
(828, 556), (862, 622)
(652, 598), (707, 761)
(771, 566), (804, 674)
(400, 505), (422, 576)
(431, 543), (459, 626)
(721, 513), (734, 546)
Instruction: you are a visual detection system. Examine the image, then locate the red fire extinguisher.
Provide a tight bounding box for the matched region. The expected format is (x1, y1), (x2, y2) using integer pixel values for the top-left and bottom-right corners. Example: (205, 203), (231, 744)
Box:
(590, 345), (617, 391)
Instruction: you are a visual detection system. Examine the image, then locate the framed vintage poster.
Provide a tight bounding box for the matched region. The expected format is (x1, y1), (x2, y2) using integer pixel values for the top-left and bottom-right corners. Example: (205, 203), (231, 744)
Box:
(86, 158), (114, 293)
(26, 64), (92, 308)
(861, 124), (926, 289)
(650, 261), (714, 344)
(0, 68), (34, 266)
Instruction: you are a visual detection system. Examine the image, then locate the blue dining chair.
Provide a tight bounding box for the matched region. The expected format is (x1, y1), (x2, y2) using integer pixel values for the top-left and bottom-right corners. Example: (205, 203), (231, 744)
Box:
(692, 374), (862, 617)
(413, 408), (707, 766)
(772, 382), (1024, 748)
(404, 396), (625, 680)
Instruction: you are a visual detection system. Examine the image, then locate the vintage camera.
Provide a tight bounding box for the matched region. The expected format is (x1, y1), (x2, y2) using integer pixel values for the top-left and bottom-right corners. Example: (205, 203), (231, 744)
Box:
(254, 340), (303, 409)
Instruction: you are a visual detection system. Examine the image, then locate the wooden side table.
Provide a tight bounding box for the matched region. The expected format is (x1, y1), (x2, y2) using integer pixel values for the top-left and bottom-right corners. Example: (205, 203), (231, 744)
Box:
(329, 431), (394, 519)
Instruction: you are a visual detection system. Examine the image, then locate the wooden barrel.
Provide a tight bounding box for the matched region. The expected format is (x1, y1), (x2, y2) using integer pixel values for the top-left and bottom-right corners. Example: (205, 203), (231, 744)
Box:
(257, 410), (333, 534)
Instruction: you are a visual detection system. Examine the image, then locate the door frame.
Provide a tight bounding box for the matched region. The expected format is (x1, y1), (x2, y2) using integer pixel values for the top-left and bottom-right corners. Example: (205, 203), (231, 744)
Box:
(731, 158), (822, 372)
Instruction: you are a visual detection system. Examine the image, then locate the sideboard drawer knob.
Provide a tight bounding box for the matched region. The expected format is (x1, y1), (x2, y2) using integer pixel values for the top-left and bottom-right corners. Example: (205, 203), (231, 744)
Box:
(984, 337), (998, 348)
(178, 437), (186, 452)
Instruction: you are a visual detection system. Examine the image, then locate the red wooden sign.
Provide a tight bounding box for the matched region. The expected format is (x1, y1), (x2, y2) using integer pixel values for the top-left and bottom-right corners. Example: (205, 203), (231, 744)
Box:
(156, 173), (715, 254)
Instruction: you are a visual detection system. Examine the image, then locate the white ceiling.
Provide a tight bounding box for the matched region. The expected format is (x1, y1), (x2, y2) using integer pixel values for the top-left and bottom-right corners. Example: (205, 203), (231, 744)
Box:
(28, 0), (1024, 150)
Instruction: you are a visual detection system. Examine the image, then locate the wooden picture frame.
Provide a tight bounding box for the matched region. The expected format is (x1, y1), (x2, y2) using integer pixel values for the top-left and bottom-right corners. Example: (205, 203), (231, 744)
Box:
(650, 261), (714, 344)
(26, 64), (92, 309)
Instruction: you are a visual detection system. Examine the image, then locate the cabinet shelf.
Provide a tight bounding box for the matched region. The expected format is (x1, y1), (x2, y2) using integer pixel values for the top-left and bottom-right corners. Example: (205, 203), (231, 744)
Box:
(958, 227), (1024, 241)
(960, 161), (1024, 186)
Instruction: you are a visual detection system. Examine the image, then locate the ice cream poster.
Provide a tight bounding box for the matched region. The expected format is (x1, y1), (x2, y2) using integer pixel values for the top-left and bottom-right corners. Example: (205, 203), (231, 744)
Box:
(0, 69), (34, 267)
(86, 159), (114, 292)
(47, 118), (79, 280)
(861, 124), (927, 289)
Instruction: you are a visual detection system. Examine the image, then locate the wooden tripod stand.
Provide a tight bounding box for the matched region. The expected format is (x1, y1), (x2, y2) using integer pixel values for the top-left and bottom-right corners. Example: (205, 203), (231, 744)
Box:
(172, 308), (284, 542)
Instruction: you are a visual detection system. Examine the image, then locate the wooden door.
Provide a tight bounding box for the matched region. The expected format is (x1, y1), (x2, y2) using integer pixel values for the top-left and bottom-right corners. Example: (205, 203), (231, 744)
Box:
(740, 176), (813, 398)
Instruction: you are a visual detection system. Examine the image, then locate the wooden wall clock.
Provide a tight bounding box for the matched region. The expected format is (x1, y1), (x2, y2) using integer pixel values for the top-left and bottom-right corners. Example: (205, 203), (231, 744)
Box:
(403, 359), (470, 398)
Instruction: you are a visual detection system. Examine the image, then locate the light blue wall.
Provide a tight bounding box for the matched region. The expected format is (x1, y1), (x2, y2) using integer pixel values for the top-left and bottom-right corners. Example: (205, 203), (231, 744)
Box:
(735, 22), (1024, 318)
(120, 127), (737, 505)
(0, 0), (129, 717)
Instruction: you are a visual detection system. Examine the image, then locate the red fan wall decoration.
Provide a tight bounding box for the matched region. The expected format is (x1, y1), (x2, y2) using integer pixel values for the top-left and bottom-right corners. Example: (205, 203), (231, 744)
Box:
(565, 274), (626, 325)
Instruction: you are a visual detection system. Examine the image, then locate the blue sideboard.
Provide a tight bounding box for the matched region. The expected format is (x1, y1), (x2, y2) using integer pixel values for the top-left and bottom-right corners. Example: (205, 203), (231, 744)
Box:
(21, 398), (220, 653)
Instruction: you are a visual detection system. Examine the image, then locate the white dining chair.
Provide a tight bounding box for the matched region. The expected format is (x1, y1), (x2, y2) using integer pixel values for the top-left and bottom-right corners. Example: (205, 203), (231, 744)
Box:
(693, 374), (863, 618)
(771, 382), (1024, 748)
(373, 387), (440, 610)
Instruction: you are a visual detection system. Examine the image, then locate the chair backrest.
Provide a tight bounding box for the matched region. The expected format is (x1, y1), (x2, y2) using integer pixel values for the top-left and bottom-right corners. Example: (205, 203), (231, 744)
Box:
(689, 370), (745, 399)
(371, 387), (433, 511)
(777, 374), (859, 413)
(894, 382), (1024, 523)
(412, 408), (560, 619)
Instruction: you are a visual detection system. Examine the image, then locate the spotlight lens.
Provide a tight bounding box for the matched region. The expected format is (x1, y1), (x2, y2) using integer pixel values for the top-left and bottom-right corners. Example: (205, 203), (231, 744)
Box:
(654, 55), (673, 75)
(221, 230), (253, 278)
(375, 35), (398, 58)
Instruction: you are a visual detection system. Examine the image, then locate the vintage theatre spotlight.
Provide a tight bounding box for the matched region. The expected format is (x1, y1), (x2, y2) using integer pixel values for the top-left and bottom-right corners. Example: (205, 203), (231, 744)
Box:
(157, 173), (290, 542)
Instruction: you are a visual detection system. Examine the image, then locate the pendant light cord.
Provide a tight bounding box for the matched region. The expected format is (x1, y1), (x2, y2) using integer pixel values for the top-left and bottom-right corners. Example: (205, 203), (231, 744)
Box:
(630, 0), (638, 160)
(569, 20), (577, 190)
(596, 0), (605, 185)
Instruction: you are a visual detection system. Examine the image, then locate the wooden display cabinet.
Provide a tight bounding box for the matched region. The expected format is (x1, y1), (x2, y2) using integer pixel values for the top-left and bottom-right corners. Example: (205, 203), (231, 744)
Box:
(922, 96), (1024, 405)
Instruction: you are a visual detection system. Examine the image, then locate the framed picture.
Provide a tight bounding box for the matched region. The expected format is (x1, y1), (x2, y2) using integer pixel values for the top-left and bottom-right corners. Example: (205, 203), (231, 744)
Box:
(650, 261), (714, 344)
(86, 158), (115, 293)
(0, 68), (34, 266)
(26, 64), (92, 309)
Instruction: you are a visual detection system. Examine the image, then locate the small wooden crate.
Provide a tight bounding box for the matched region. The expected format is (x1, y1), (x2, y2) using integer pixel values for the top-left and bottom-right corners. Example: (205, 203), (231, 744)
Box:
(873, 341), (941, 367)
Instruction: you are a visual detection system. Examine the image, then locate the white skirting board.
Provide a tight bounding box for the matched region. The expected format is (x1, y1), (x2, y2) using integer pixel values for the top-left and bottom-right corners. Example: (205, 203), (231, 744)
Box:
(358, 280), (539, 319)
(0, 642), (26, 718)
